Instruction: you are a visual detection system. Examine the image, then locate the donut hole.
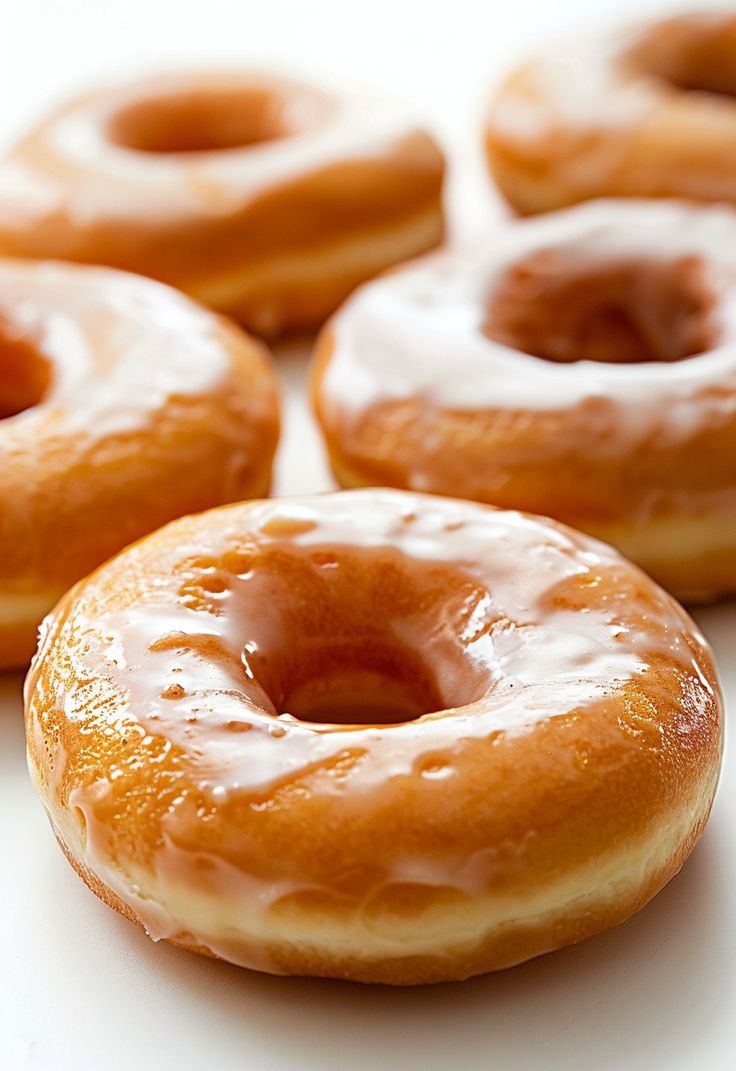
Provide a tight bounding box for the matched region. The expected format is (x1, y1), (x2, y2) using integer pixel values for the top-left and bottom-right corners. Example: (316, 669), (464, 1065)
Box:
(108, 83), (319, 154)
(0, 330), (51, 419)
(483, 252), (717, 364)
(278, 641), (447, 725)
(235, 547), (493, 727)
(636, 19), (736, 99)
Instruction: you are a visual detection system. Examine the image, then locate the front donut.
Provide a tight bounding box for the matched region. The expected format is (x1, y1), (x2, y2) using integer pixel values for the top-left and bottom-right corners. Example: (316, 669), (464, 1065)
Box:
(25, 489), (722, 985)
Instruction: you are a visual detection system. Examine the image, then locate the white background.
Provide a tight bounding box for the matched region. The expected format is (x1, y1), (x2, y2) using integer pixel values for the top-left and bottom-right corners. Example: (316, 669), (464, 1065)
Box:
(2, 1), (735, 1068)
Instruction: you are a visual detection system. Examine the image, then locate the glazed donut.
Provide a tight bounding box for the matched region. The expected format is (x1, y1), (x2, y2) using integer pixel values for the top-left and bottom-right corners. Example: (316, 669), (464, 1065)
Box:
(485, 11), (736, 215)
(0, 72), (445, 337)
(0, 260), (279, 670)
(25, 489), (721, 984)
(312, 199), (736, 602)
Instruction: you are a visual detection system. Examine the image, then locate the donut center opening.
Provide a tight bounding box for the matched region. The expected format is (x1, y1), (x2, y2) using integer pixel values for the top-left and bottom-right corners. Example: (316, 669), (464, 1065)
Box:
(0, 330), (51, 419)
(209, 545), (495, 728)
(483, 252), (717, 364)
(108, 84), (317, 154)
(638, 21), (736, 99)
(275, 640), (449, 725)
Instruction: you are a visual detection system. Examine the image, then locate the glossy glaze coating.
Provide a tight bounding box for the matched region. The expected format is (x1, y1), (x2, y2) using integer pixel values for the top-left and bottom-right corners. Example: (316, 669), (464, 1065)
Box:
(0, 259), (279, 669)
(312, 199), (736, 601)
(25, 490), (722, 983)
(0, 72), (445, 337)
(485, 11), (736, 214)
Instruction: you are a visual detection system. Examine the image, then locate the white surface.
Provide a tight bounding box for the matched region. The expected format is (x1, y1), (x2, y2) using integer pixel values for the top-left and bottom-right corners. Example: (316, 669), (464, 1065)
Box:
(1, 1), (735, 1068)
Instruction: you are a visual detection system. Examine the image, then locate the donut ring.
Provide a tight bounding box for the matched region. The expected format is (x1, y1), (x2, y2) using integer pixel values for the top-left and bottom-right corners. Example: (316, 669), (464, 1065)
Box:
(312, 199), (736, 602)
(0, 260), (279, 670)
(485, 11), (736, 215)
(25, 489), (722, 985)
(0, 72), (445, 337)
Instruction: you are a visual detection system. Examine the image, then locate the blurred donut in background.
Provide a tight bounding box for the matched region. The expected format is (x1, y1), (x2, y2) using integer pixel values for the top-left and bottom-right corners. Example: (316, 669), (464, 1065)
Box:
(0, 71), (446, 337)
(485, 11), (736, 215)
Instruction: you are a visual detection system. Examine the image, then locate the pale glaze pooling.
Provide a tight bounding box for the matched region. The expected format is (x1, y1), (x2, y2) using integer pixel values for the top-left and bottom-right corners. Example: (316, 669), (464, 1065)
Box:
(25, 490), (722, 982)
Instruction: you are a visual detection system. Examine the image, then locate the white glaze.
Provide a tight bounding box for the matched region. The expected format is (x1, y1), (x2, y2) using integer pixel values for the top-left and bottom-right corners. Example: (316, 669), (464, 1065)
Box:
(321, 199), (736, 450)
(0, 71), (444, 340)
(490, 12), (736, 141)
(489, 18), (658, 138)
(0, 259), (232, 439)
(486, 11), (736, 221)
(23, 489), (721, 975)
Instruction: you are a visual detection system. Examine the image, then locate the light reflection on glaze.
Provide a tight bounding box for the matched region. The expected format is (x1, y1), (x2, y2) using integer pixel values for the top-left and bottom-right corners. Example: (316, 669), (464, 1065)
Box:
(66, 491), (706, 798)
(0, 260), (233, 438)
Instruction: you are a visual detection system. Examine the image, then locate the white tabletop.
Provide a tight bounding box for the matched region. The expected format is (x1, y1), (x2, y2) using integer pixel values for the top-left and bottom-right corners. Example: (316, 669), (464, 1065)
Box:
(2, 1), (735, 1068)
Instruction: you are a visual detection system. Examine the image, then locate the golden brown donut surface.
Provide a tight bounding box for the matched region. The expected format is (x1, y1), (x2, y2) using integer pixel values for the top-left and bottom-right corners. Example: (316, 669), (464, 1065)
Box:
(0, 260), (279, 669)
(312, 199), (736, 601)
(0, 72), (445, 336)
(25, 489), (722, 984)
(485, 11), (736, 215)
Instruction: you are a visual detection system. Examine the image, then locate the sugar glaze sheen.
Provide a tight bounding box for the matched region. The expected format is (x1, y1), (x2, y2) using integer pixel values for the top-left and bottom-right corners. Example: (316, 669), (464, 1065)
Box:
(25, 490), (723, 984)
